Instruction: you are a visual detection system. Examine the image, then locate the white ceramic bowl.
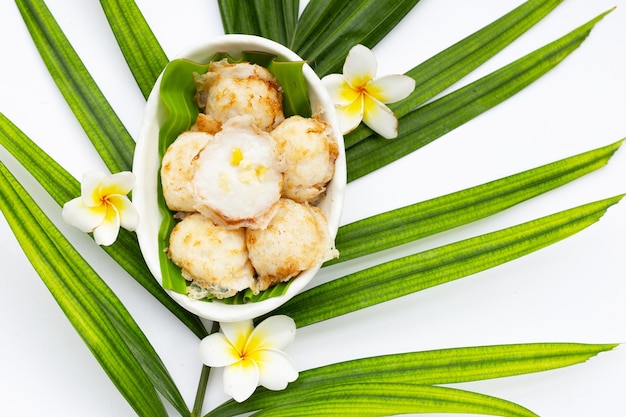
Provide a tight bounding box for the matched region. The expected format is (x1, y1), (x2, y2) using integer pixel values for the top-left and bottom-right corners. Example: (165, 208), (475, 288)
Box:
(133, 34), (346, 322)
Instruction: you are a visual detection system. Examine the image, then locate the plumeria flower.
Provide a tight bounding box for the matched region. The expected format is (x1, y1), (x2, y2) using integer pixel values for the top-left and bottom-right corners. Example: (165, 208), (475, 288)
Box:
(322, 44), (415, 139)
(62, 170), (139, 246)
(199, 315), (298, 402)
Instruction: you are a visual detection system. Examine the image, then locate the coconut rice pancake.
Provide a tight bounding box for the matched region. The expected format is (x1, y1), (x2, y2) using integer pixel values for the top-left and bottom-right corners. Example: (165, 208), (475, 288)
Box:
(270, 115), (338, 204)
(246, 198), (338, 291)
(194, 59), (285, 132)
(167, 213), (256, 299)
(191, 115), (285, 229)
(161, 130), (213, 213)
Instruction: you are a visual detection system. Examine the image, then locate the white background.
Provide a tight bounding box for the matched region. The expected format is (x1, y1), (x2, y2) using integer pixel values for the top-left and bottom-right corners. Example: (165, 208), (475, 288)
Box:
(1, 1), (625, 416)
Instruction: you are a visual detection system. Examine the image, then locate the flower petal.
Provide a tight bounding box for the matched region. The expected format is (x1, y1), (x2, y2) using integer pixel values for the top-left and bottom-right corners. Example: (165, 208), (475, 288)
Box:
(92, 204), (120, 246)
(362, 95), (399, 139)
(100, 171), (135, 196)
(246, 315), (296, 352)
(220, 320), (254, 353)
(62, 197), (106, 232)
(336, 96), (364, 135)
(107, 195), (139, 231)
(255, 349), (298, 391)
(343, 44), (377, 89)
(366, 74), (415, 103)
(223, 358), (259, 402)
(81, 170), (107, 207)
(321, 73), (360, 106)
(199, 333), (241, 367)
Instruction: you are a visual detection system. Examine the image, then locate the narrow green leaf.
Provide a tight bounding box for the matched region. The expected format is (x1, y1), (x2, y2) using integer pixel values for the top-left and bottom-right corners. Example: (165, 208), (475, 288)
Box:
(0, 163), (170, 417)
(98, 0), (169, 99)
(346, 9), (612, 181)
(270, 195), (623, 327)
(157, 59), (208, 157)
(251, 384), (538, 417)
(0, 113), (79, 202)
(218, 0), (261, 37)
(331, 140), (624, 264)
(253, 0), (299, 47)
(0, 112), (208, 339)
(193, 364), (214, 417)
(62, 251), (191, 417)
(15, 0), (135, 172)
(268, 60), (311, 118)
(292, 0), (420, 77)
(61, 255), (191, 416)
(209, 343), (615, 417)
(294, 343), (616, 387)
(155, 58), (209, 293)
(218, 0), (299, 46)
(345, 0), (564, 147)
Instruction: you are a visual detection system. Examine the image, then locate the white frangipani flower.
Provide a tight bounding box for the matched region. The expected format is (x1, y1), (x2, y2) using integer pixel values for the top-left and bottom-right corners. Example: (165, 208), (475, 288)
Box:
(322, 44), (415, 139)
(199, 315), (298, 403)
(62, 170), (139, 246)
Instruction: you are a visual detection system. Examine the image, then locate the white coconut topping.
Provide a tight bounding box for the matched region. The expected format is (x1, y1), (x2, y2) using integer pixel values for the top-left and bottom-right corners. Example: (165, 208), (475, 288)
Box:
(191, 115), (284, 229)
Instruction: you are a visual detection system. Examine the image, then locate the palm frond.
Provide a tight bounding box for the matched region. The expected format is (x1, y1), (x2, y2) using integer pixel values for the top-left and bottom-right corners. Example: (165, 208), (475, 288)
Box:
(268, 195), (623, 327)
(99, 0), (169, 99)
(207, 343), (615, 417)
(16, 0), (135, 172)
(346, 9), (612, 181)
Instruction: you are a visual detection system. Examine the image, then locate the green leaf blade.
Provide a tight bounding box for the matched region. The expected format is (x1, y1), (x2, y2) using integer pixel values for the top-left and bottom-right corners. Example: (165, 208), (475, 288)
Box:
(218, 0), (261, 37)
(98, 0), (169, 99)
(0, 113), (208, 339)
(346, 8), (612, 181)
(294, 343), (617, 387)
(218, 0), (299, 46)
(293, 0), (420, 77)
(253, 0), (299, 46)
(208, 343), (615, 417)
(0, 163), (173, 417)
(271, 195), (623, 327)
(0, 113), (79, 202)
(344, 0), (565, 147)
(250, 384), (538, 417)
(15, 0), (135, 173)
(331, 140), (623, 264)
(268, 60), (311, 117)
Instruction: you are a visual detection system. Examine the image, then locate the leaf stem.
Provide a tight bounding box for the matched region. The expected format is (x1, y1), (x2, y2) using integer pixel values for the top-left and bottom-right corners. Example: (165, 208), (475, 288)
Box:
(192, 366), (211, 417)
(192, 322), (220, 417)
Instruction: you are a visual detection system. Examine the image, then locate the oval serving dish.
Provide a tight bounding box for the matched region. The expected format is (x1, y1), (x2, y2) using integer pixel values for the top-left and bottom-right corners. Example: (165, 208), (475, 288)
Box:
(133, 34), (346, 322)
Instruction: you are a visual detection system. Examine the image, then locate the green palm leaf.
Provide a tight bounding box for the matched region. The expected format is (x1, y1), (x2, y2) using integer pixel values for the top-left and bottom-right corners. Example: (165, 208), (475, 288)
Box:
(0, 112), (78, 202)
(0, 162), (175, 417)
(5, 1), (623, 415)
(0, 113), (209, 339)
(92, 0), (596, 190)
(268, 195), (623, 327)
(15, 0), (135, 173)
(292, 0), (420, 76)
(103, 0), (566, 152)
(346, 9), (612, 181)
(249, 384), (538, 417)
(218, 0), (299, 47)
(98, 0), (169, 99)
(332, 140), (623, 264)
(344, 0), (564, 147)
(217, 0), (419, 76)
(218, 0), (261, 38)
(208, 343), (615, 417)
